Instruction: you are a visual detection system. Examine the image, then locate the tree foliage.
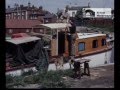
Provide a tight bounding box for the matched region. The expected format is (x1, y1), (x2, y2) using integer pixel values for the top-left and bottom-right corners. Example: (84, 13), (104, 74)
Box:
(75, 9), (83, 20)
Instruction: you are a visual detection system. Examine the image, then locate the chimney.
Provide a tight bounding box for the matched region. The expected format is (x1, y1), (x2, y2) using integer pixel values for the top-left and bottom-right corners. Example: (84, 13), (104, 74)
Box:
(20, 4), (24, 8)
(39, 6), (43, 10)
(28, 2), (31, 8)
(8, 5), (10, 9)
(88, 2), (90, 8)
(32, 5), (35, 8)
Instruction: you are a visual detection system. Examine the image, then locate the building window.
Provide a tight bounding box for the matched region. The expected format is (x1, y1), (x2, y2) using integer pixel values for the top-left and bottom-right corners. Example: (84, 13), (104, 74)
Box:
(22, 12), (24, 15)
(18, 16), (20, 19)
(26, 29), (29, 33)
(101, 39), (106, 46)
(22, 16), (24, 19)
(45, 29), (52, 35)
(72, 12), (75, 17)
(18, 12), (20, 15)
(40, 29), (43, 33)
(78, 42), (85, 51)
(92, 40), (98, 48)
(9, 29), (13, 33)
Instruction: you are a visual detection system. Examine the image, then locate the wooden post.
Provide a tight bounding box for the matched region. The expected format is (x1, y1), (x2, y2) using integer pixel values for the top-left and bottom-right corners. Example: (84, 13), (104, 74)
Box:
(64, 27), (69, 56)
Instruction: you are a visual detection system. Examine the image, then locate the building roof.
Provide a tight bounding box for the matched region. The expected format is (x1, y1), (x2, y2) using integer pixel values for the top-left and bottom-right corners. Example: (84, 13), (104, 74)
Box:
(6, 36), (40, 45)
(6, 5), (41, 13)
(6, 19), (42, 28)
(77, 33), (106, 39)
(68, 6), (89, 10)
(34, 23), (71, 29)
(6, 8), (15, 13)
(43, 13), (55, 18)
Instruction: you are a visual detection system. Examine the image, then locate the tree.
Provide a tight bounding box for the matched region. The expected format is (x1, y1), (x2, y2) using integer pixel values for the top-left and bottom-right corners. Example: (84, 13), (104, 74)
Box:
(75, 9), (83, 20)
(56, 8), (63, 19)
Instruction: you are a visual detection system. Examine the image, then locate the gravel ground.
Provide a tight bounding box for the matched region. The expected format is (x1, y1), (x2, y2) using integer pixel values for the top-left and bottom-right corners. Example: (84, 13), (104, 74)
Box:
(63, 65), (114, 88)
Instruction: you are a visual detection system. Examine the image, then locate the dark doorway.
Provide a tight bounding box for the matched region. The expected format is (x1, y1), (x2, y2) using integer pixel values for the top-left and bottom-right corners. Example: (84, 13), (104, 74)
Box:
(58, 32), (65, 55)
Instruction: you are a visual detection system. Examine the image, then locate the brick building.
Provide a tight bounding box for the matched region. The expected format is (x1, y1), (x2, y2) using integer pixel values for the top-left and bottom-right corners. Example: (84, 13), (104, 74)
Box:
(6, 2), (57, 23)
(5, 2), (57, 37)
(6, 19), (43, 36)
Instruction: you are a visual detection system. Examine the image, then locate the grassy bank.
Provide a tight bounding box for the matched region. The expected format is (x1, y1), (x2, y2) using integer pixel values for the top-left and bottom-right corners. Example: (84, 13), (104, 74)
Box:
(6, 69), (74, 88)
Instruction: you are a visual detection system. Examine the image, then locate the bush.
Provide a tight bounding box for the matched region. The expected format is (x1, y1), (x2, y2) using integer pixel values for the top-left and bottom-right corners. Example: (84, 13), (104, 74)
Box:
(6, 69), (74, 88)
(6, 75), (25, 88)
(23, 75), (34, 84)
(6, 75), (14, 83)
(63, 69), (74, 77)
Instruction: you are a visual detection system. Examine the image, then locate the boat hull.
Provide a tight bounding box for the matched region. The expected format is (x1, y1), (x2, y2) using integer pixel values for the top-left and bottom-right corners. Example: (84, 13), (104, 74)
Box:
(6, 47), (113, 76)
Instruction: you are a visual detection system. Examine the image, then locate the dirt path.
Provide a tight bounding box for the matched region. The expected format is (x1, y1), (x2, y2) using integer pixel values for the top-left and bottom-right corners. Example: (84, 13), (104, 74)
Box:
(64, 65), (114, 88)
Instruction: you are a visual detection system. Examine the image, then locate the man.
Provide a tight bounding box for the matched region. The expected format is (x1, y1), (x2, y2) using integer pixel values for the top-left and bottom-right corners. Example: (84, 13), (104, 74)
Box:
(69, 58), (81, 79)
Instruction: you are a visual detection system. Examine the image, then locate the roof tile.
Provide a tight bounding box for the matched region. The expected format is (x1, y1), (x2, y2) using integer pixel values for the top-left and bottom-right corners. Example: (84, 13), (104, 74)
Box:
(6, 19), (42, 28)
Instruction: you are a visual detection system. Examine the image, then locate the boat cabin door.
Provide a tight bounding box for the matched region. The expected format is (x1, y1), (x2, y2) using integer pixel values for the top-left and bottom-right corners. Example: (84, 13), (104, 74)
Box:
(58, 31), (65, 55)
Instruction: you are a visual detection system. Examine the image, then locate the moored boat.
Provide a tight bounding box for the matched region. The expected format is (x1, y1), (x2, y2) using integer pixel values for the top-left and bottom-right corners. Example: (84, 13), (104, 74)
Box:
(6, 23), (114, 76)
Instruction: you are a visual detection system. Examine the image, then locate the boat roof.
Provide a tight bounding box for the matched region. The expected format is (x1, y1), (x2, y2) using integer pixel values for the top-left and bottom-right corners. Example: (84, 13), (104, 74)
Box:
(6, 36), (40, 45)
(77, 33), (106, 39)
(34, 23), (71, 29)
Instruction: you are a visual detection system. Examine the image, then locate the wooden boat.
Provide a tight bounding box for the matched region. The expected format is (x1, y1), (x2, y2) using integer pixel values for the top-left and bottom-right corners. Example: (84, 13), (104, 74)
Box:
(31, 23), (113, 69)
(6, 23), (114, 76)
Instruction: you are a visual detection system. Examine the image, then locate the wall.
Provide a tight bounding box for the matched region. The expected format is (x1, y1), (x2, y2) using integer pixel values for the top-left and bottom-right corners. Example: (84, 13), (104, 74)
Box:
(68, 10), (77, 17)
(75, 36), (107, 56)
(6, 28), (44, 36)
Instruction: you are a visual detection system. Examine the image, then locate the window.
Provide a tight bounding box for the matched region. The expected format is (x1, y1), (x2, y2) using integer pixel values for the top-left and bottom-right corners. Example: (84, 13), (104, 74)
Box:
(26, 29), (29, 33)
(18, 13), (20, 15)
(78, 42), (85, 51)
(39, 29), (43, 33)
(72, 12), (75, 17)
(92, 40), (98, 48)
(9, 29), (13, 33)
(45, 29), (52, 35)
(101, 39), (106, 46)
(22, 12), (24, 15)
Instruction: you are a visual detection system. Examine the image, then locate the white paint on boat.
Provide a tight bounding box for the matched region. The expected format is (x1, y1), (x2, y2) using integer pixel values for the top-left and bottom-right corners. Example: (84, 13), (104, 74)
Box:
(6, 67), (37, 76)
(6, 48), (113, 76)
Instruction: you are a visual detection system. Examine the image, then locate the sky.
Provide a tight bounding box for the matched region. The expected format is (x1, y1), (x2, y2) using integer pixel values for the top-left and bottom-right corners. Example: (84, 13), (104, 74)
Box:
(6, 0), (114, 14)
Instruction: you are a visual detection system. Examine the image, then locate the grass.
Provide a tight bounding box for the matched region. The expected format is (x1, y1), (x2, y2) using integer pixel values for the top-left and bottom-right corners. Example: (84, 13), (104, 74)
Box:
(6, 69), (74, 88)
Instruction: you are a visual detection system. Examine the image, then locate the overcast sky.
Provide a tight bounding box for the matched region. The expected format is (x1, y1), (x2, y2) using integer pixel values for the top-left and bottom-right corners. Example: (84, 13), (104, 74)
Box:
(6, 0), (114, 13)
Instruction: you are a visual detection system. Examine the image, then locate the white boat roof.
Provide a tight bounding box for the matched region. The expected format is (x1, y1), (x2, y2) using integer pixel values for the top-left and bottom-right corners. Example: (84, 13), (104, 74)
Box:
(77, 33), (106, 39)
(6, 36), (40, 45)
(34, 23), (71, 29)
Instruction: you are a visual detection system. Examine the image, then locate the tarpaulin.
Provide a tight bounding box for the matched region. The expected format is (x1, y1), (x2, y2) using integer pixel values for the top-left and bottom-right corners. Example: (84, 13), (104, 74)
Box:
(6, 39), (49, 71)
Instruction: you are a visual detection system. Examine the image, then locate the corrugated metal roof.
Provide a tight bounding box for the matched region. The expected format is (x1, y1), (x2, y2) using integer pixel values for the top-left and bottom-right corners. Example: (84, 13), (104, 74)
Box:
(6, 36), (40, 45)
(77, 33), (106, 39)
(35, 23), (71, 29)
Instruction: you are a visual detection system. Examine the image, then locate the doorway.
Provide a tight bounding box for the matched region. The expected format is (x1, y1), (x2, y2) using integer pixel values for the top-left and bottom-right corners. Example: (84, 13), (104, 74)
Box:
(58, 32), (65, 55)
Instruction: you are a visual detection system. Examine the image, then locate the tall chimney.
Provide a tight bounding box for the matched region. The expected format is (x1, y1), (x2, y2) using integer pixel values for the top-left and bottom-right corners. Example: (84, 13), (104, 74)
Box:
(8, 5), (10, 9)
(88, 2), (90, 8)
(28, 2), (31, 8)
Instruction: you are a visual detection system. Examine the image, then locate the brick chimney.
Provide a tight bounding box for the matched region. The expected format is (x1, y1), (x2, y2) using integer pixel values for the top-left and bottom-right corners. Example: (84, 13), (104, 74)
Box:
(8, 5), (10, 9)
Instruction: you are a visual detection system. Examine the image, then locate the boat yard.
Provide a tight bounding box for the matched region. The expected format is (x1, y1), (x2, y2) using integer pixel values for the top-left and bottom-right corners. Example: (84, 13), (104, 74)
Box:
(5, 0), (114, 88)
